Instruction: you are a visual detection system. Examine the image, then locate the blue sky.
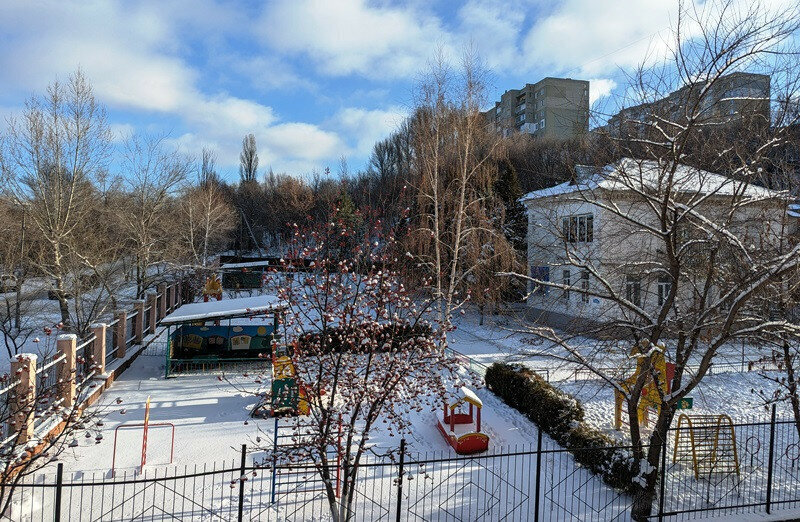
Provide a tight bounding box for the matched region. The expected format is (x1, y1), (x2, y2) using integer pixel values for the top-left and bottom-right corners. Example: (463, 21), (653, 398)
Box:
(0, 0), (787, 182)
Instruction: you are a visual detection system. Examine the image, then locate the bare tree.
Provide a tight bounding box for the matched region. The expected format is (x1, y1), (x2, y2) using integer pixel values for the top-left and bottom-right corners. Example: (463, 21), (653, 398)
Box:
(0, 70), (112, 331)
(239, 133), (259, 184)
(405, 48), (508, 337)
(119, 133), (190, 297)
(253, 217), (458, 522)
(516, 2), (800, 519)
(199, 147), (219, 187)
(179, 177), (236, 267)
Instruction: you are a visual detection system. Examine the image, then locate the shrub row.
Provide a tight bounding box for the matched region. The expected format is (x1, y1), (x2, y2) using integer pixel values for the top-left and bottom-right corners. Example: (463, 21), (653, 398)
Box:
(485, 362), (637, 492)
(297, 322), (432, 354)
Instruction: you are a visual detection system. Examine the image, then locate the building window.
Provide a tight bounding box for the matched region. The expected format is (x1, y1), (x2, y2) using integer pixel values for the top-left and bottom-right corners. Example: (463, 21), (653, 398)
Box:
(562, 270), (571, 300)
(580, 271), (590, 303)
(657, 275), (672, 306)
(540, 119), (545, 128)
(562, 214), (594, 243)
(531, 266), (550, 295)
(625, 275), (641, 307)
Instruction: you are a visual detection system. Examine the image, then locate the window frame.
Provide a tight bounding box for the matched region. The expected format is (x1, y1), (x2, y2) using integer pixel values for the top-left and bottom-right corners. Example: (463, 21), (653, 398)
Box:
(625, 275), (641, 307)
(657, 275), (672, 306)
(580, 270), (590, 303)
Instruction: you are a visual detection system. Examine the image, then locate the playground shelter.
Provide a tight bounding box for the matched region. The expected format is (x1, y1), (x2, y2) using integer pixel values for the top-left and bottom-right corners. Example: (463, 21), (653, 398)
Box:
(160, 295), (288, 377)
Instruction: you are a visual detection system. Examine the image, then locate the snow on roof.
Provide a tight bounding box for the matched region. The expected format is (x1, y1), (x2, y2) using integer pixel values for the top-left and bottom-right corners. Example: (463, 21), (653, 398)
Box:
(160, 295), (288, 325)
(458, 386), (482, 408)
(220, 261), (272, 269)
(520, 158), (779, 203)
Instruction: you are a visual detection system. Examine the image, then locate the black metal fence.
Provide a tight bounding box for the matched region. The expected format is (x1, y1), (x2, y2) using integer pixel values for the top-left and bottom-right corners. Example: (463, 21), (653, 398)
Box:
(658, 408), (800, 520)
(7, 433), (634, 522)
(5, 415), (800, 521)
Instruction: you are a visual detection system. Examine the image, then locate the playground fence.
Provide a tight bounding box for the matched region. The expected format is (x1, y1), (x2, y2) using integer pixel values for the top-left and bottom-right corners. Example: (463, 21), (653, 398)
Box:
(5, 412), (800, 521)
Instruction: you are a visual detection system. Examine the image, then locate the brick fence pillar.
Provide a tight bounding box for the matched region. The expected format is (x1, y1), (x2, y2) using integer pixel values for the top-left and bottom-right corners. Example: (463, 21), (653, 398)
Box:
(10, 354), (37, 444)
(147, 292), (158, 334)
(133, 300), (145, 344)
(91, 323), (106, 376)
(158, 283), (167, 321)
(57, 334), (77, 409)
(115, 310), (127, 359)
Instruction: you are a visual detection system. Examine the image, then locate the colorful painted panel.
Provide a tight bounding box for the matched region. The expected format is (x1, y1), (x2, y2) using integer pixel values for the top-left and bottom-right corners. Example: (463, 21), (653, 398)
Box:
(169, 324), (275, 359)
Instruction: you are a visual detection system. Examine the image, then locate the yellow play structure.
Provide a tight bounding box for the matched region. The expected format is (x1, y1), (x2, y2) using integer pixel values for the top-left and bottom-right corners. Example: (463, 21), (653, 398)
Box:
(672, 414), (740, 479)
(202, 274), (223, 302)
(614, 340), (675, 431)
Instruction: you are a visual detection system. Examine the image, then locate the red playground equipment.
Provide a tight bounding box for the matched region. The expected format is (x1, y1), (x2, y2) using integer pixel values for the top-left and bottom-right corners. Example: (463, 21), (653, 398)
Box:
(437, 387), (490, 454)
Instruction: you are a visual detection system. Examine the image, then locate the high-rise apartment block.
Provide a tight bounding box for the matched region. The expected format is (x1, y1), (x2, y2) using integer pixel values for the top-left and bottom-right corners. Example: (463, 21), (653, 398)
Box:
(482, 78), (590, 139)
(605, 72), (770, 136)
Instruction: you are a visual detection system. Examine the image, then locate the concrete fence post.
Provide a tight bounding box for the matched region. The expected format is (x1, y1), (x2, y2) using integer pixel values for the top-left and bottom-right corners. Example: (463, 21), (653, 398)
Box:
(91, 323), (107, 376)
(147, 293), (158, 334)
(115, 310), (127, 359)
(57, 334), (77, 409)
(10, 354), (37, 444)
(171, 282), (179, 310)
(133, 300), (145, 344)
(165, 284), (172, 313)
(158, 283), (167, 321)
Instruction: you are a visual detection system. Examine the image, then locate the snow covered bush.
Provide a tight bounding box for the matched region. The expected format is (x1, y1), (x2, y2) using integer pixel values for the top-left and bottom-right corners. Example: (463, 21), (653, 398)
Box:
(486, 362), (637, 492)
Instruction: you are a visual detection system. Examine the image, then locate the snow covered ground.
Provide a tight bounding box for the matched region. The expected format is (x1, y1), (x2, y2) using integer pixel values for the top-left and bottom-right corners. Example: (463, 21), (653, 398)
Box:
(448, 306), (792, 426)
(48, 303), (793, 477)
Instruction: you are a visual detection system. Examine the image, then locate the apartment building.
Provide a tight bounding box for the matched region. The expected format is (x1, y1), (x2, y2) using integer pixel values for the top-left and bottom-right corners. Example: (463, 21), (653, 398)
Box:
(605, 72), (770, 136)
(482, 78), (590, 139)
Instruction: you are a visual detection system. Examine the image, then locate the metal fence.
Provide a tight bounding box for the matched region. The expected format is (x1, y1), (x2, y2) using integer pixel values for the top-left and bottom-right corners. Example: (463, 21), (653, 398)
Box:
(6, 412), (800, 521)
(658, 409), (800, 520)
(7, 433), (635, 522)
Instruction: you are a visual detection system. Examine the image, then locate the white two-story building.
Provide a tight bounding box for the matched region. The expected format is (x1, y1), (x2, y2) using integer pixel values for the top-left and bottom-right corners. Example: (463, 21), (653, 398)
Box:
(520, 157), (783, 332)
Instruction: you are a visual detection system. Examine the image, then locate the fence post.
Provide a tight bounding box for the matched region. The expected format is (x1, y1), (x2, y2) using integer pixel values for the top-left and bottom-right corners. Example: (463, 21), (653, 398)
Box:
(90, 323), (106, 376)
(766, 404), (776, 514)
(133, 300), (145, 344)
(396, 438), (406, 522)
(238, 444), (247, 522)
(158, 283), (167, 321)
(57, 334), (77, 409)
(54, 462), (64, 522)
(115, 310), (127, 359)
(658, 426), (668, 521)
(172, 282), (179, 310)
(147, 293), (158, 334)
(10, 354), (37, 444)
(271, 417), (278, 504)
(534, 428), (542, 522)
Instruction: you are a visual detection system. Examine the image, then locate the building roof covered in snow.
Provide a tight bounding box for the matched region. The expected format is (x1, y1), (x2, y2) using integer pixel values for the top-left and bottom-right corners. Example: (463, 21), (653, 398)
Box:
(520, 158), (780, 203)
(160, 295), (288, 325)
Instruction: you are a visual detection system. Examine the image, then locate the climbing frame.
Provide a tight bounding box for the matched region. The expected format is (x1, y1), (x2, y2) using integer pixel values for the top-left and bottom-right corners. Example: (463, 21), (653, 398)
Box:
(673, 414), (740, 479)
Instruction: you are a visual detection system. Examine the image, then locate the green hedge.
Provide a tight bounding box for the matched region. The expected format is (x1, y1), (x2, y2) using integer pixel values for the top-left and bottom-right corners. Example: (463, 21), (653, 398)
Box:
(297, 322), (432, 354)
(485, 362), (637, 492)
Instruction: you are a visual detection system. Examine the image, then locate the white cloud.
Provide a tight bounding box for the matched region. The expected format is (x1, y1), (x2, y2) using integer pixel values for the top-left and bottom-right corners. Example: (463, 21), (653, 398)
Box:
(521, 0), (675, 77)
(263, 123), (344, 162)
(456, 0), (527, 72)
(260, 0), (449, 78)
(0, 0), (353, 176)
(333, 106), (407, 157)
(588, 78), (617, 106)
